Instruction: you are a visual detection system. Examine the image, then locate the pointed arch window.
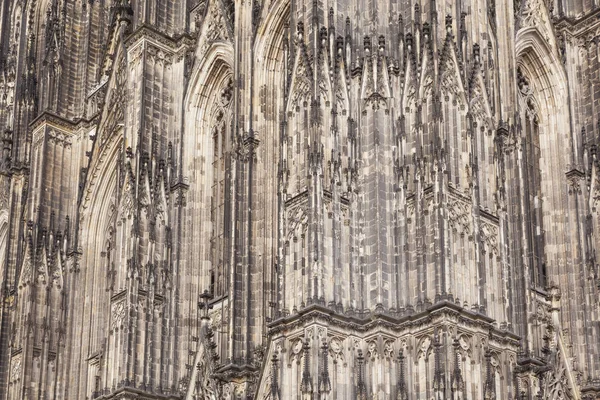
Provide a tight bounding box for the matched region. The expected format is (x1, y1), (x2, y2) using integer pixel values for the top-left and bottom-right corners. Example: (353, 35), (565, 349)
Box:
(208, 77), (233, 298)
(210, 112), (227, 297)
(518, 68), (547, 288)
(0, 217), (8, 296)
(36, 1), (62, 113)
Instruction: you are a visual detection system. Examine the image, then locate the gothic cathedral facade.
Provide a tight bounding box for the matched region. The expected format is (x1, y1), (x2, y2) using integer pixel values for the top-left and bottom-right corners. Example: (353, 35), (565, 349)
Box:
(0, 0), (599, 398)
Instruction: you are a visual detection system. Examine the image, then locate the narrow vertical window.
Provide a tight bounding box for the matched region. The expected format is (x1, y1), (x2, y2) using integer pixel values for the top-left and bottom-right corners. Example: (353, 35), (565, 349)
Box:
(211, 112), (226, 297)
(518, 69), (547, 288)
(206, 76), (233, 299)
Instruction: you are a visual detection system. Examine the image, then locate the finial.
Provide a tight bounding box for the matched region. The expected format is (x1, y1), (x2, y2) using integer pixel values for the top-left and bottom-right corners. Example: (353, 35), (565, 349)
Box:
(445, 15), (453, 35)
(378, 35), (386, 53)
(473, 43), (480, 64)
(297, 22), (304, 40)
(364, 36), (371, 53)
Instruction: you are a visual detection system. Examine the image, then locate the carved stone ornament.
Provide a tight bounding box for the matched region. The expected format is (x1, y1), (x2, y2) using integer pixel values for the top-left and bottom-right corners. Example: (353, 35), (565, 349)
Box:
(289, 338), (304, 366)
(539, 347), (574, 400)
(1, 0), (598, 398)
(0, 183), (9, 210)
(518, 0), (551, 40)
(367, 339), (378, 360)
(111, 300), (126, 329)
(329, 337), (346, 365)
(418, 336), (432, 359)
(383, 339), (395, 359)
(188, 325), (222, 400)
(10, 354), (22, 382)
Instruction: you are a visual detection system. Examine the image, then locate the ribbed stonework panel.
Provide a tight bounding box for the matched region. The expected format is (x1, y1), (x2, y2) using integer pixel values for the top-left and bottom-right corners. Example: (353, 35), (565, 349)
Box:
(0, 0), (599, 399)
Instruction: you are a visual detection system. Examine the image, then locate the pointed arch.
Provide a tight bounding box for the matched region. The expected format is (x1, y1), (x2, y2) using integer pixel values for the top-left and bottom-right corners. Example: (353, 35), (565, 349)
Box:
(183, 42), (234, 300)
(72, 130), (122, 399)
(253, 0), (288, 307)
(254, 0), (290, 121)
(440, 48), (467, 108)
(468, 72), (495, 131)
(516, 28), (568, 117)
(29, 0), (63, 112)
(468, 66), (497, 210)
(184, 42), (234, 119)
(255, 0), (290, 61)
(178, 43), (237, 388)
(0, 210), (8, 296)
(515, 28), (570, 289)
(284, 39), (312, 114)
(29, 0), (52, 56)
(418, 52), (434, 100)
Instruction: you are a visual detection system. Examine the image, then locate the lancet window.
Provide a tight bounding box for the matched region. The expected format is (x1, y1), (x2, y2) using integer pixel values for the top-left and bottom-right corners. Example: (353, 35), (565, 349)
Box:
(517, 68), (547, 288)
(0, 218), (7, 294)
(210, 112), (226, 297)
(208, 77), (233, 298)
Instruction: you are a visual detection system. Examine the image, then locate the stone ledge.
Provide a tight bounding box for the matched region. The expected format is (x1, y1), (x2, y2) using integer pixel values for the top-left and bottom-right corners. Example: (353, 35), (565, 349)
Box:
(92, 385), (179, 400)
(268, 300), (520, 346)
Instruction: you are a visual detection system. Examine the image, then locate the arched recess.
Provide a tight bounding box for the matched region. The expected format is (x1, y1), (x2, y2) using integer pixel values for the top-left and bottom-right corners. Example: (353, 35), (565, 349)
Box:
(519, 28), (600, 382)
(28, 0), (61, 112)
(515, 28), (570, 288)
(0, 208), (8, 390)
(253, 0), (290, 316)
(29, 0), (51, 60)
(68, 132), (122, 399)
(252, 1), (298, 397)
(182, 42), (235, 369)
(183, 43), (234, 295)
(0, 210), (8, 296)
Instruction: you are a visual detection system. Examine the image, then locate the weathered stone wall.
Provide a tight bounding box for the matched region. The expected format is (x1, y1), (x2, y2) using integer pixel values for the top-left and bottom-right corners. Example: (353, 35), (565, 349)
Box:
(0, 0), (598, 399)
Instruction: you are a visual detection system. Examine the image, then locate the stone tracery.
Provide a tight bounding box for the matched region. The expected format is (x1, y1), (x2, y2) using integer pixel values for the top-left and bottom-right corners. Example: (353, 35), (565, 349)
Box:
(0, 0), (598, 399)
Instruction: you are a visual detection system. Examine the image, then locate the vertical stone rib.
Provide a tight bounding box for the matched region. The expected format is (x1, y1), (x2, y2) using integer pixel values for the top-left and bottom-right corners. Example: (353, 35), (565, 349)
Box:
(2, 0), (599, 398)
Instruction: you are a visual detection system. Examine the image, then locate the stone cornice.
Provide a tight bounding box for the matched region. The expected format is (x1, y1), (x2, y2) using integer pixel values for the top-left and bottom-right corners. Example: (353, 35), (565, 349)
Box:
(93, 386), (179, 400)
(268, 301), (521, 346)
(554, 8), (600, 37)
(125, 24), (195, 55)
(29, 111), (96, 133)
(213, 363), (259, 382)
(581, 378), (600, 395)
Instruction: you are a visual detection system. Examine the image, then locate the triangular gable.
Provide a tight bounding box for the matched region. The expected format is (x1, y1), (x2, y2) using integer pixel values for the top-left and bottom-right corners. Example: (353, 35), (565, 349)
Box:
(286, 39), (313, 113)
(36, 241), (49, 285)
(418, 45), (434, 99)
(334, 55), (350, 112)
(119, 161), (136, 220)
(51, 248), (63, 289)
(93, 4), (133, 145)
(401, 57), (417, 111)
(377, 55), (392, 99)
(361, 52), (392, 108)
(96, 44), (127, 147)
(154, 171), (168, 224)
(468, 70), (494, 129)
(317, 41), (333, 105)
(360, 50), (375, 100)
(517, 0), (557, 51)
(18, 235), (34, 288)
(439, 36), (467, 108)
(197, 0), (234, 46)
